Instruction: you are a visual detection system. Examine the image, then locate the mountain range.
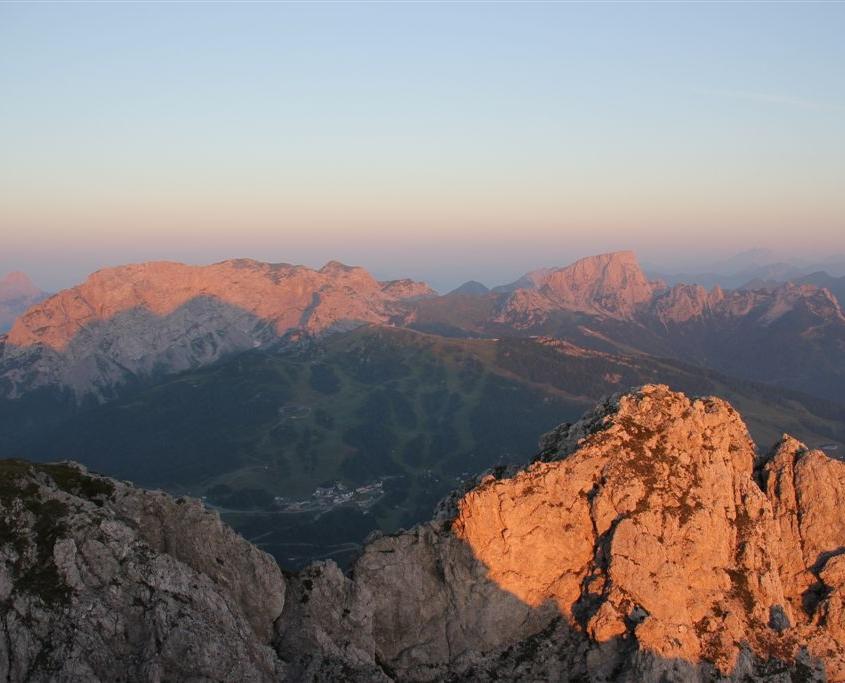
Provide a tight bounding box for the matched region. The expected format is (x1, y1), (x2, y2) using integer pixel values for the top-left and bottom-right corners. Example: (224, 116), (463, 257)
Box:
(1, 251), (844, 569)
(0, 259), (433, 399)
(3, 251), (845, 678)
(648, 248), (845, 290)
(3, 386), (845, 681)
(415, 251), (845, 403)
(3, 251), (844, 402)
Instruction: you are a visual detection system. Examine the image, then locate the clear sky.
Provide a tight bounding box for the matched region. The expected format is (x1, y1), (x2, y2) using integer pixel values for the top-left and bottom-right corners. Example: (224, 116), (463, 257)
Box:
(1, 1), (843, 292)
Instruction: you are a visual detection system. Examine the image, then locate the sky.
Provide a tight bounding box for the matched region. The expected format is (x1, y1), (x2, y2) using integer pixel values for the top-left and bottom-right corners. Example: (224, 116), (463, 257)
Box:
(1, 1), (844, 292)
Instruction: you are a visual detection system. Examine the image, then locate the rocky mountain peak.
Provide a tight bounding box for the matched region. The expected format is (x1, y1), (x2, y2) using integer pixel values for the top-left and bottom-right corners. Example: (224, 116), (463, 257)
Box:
(547, 249), (647, 281)
(764, 281), (845, 322)
(539, 251), (665, 313)
(0, 271), (39, 299)
(441, 384), (844, 678)
(650, 282), (726, 322)
(496, 251), (666, 322)
(379, 278), (437, 300)
(319, 259), (355, 272)
(317, 260), (375, 283)
(266, 385), (845, 680)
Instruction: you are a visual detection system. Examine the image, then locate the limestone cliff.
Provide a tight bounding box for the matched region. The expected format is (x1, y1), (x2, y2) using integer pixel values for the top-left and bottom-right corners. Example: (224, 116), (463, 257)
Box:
(494, 251), (845, 330)
(0, 259), (434, 398)
(495, 251), (666, 324)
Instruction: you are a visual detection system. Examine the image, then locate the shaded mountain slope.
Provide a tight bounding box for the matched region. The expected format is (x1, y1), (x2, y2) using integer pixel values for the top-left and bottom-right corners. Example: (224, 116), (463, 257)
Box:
(0, 459), (284, 680)
(447, 280), (489, 296)
(0, 259), (432, 399)
(2, 326), (843, 569)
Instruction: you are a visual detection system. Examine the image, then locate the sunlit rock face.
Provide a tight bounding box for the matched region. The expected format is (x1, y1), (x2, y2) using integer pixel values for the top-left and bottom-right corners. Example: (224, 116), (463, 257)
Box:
(453, 385), (792, 673)
(3, 251), (844, 402)
(6, 259), (433, 351)
(538, 250), (664, 317)
(0, 259), (434, 398)
(495, 250), (845, 328)
(495, 250), (667, 325)
(276, 386), (844, 681)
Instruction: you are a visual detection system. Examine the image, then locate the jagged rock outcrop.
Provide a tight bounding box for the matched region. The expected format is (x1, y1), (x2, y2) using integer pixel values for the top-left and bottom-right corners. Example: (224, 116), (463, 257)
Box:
(0, 460), (286, 680)
(651, 280), (844, 327)
(494, 251), (845, 330)
(4, 386), (845, 681)
(0, 259), (434, 398)
(449, 386), (800, 678)
(649, 282), (726, 323)
(487, 253), (845, 402)
(764, 436), (845, 680)
(278, 386), (843, 681)
(0, 271), (47, 334)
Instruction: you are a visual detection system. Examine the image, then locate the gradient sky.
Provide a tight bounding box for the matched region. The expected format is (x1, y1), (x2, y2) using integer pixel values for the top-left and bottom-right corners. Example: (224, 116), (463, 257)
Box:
(1, 2), (844, 292)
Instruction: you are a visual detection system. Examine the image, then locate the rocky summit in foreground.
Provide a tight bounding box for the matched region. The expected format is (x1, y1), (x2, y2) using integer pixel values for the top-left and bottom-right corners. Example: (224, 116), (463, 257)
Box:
(3, 385), (845, 681)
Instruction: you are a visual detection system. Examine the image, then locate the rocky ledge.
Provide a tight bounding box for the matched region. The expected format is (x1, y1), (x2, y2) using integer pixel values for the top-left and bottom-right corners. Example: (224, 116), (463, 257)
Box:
(3, 385), (845, 681)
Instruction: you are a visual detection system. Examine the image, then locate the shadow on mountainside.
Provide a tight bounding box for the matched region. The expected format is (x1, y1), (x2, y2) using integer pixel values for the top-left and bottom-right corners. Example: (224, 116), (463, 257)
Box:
(276, 522), (825, 682)
(1, 305), (845, 581)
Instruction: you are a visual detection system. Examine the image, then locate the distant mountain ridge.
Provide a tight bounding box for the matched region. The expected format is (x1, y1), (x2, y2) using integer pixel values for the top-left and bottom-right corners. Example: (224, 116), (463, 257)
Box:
(0, 271), (47, 333)
(486, 251), (845, 328)
(649, 250), (845, 291)
(447, 280), (489, 296)
(415, 251), (845, 402)
(6, 259), (434, 351)
(497, 251), (666, 321)
(0, 259), (433, 398)
(793, 271), (845, 308)
(2, 256), (845, 574)
(2, 252), (845, 404)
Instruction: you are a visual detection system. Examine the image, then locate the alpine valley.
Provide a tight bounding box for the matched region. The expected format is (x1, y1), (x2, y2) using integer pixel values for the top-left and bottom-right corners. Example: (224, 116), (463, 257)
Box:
(1, 252), (844, 571)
